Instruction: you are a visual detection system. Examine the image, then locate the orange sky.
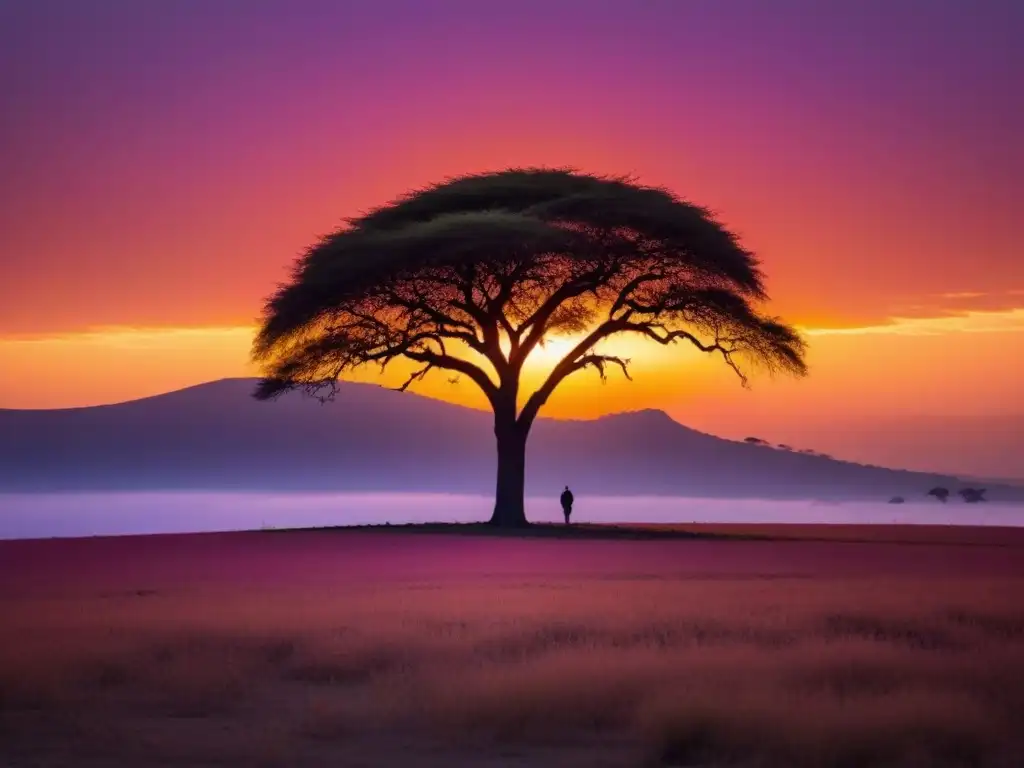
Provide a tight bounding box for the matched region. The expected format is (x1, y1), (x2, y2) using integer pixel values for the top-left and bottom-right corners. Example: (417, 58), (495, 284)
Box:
(1, 1), (1022, 479)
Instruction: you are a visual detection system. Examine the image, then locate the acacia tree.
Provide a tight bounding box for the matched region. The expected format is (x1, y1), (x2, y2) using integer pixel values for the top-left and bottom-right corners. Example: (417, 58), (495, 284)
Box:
(252, 168), (807, 527)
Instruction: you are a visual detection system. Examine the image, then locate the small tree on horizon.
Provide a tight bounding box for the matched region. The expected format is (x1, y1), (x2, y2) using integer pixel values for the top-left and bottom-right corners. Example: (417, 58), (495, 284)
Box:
(959, 488), (987, 503)
(251, 168), (807, 527)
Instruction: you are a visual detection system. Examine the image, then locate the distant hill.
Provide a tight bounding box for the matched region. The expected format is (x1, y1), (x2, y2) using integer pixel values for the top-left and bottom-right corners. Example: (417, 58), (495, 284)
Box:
(1, 378), (1021, 502)
(721, 413), (1024, 484)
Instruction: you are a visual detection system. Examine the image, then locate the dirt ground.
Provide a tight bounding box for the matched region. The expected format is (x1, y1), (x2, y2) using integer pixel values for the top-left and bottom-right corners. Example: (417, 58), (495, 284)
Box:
(3, 523), (1023, 767)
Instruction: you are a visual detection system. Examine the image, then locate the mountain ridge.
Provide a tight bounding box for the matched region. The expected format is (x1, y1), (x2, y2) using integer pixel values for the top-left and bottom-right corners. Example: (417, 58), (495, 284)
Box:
(0, 378), (700, 432)
(1, 378), (1020, 502)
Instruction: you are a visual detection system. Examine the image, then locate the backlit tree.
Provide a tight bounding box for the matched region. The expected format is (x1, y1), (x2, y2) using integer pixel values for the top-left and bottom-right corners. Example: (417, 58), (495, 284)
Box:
(252, 169), (807, 526)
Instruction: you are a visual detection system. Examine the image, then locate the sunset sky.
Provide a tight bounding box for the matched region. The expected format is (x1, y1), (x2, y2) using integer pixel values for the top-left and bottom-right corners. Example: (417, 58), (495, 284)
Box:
(1, 0), (1022, 478)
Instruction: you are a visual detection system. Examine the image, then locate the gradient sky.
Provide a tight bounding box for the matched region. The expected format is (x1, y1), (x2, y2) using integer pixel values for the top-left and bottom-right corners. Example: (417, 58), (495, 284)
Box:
(1, 0), (1022, 478)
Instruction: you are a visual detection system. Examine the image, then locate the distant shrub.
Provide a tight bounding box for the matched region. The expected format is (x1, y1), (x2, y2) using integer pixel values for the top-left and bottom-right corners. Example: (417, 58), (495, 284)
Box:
(959, 488), (987, 504)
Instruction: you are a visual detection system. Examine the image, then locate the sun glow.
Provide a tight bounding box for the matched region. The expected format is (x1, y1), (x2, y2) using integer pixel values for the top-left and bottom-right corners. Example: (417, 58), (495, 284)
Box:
(523, 333), (587, 366)
(516, 329), (683, 384)
(497, 330), (616, 371)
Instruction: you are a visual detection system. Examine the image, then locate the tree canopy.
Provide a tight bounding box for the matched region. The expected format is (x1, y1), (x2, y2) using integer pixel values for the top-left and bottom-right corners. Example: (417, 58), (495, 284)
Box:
(252, 168), (808, 525)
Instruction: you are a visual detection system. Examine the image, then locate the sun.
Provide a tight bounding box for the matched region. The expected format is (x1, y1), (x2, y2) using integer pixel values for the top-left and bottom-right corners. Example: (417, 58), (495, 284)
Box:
(524, 332), (588, 367)
(519, 330), (667, 375)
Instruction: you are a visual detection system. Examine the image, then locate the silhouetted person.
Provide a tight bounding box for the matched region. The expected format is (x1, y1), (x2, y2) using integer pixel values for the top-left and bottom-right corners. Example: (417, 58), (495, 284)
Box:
(560, 485), (574, 525)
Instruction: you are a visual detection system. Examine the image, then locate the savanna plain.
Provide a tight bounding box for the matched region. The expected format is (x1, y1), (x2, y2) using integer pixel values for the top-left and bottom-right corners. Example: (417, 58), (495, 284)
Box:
(2, 523), (1023, 767)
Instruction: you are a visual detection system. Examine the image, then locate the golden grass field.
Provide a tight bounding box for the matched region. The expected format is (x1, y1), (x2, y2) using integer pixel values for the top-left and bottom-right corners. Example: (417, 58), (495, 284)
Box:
(2, 523), (1024, 767)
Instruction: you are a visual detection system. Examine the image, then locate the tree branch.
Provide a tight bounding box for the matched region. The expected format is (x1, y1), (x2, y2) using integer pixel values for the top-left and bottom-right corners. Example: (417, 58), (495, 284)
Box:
(394, 364), (432, 392)
(443, 266), (511, 382)
(618, 321), (750, 386)
(403, 348), (500, 407)
(517, 318), (626, 429)
(578, 353), (632, 382)
(511, 265), (611, 369)
(608, 271), (663, 319)
(389, 290), (474, 331)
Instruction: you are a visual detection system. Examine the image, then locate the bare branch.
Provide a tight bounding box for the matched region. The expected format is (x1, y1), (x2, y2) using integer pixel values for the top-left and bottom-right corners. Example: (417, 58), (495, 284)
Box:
(395, 364), (432, 392)
(517, 319), (625, 429)
(385, 290), (481, 341)
(579, 353), (633, 382)
(608, 271), (663, 319)
(511, 265), (613, 368)
(404, 349), (500, 407)
(436, 265), (511, 381)
(618, 321), (753, 386)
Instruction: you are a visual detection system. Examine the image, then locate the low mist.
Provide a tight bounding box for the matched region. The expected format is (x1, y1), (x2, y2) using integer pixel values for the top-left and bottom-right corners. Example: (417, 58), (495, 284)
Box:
(3, 492), (1023, 540)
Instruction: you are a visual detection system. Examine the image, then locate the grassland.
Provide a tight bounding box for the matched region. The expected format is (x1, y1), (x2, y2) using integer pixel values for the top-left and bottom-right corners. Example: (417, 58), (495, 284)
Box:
(2, 524), (1023, 767)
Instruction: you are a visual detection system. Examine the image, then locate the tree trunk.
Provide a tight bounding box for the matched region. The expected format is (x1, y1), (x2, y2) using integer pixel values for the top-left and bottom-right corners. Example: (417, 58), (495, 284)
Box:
(489, 424), (529, 527)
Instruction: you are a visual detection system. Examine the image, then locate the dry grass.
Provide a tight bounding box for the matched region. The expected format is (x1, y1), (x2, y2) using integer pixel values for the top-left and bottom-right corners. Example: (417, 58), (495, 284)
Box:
(2, 532), (1024, 766)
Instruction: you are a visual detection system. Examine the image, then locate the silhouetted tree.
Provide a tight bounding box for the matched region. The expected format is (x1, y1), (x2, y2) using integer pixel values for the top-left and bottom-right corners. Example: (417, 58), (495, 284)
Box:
(252, 168), (807, 527)
(959, 488), (987, 503)
(927, 487), (950, 503)
(744, 437), (766, 445)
